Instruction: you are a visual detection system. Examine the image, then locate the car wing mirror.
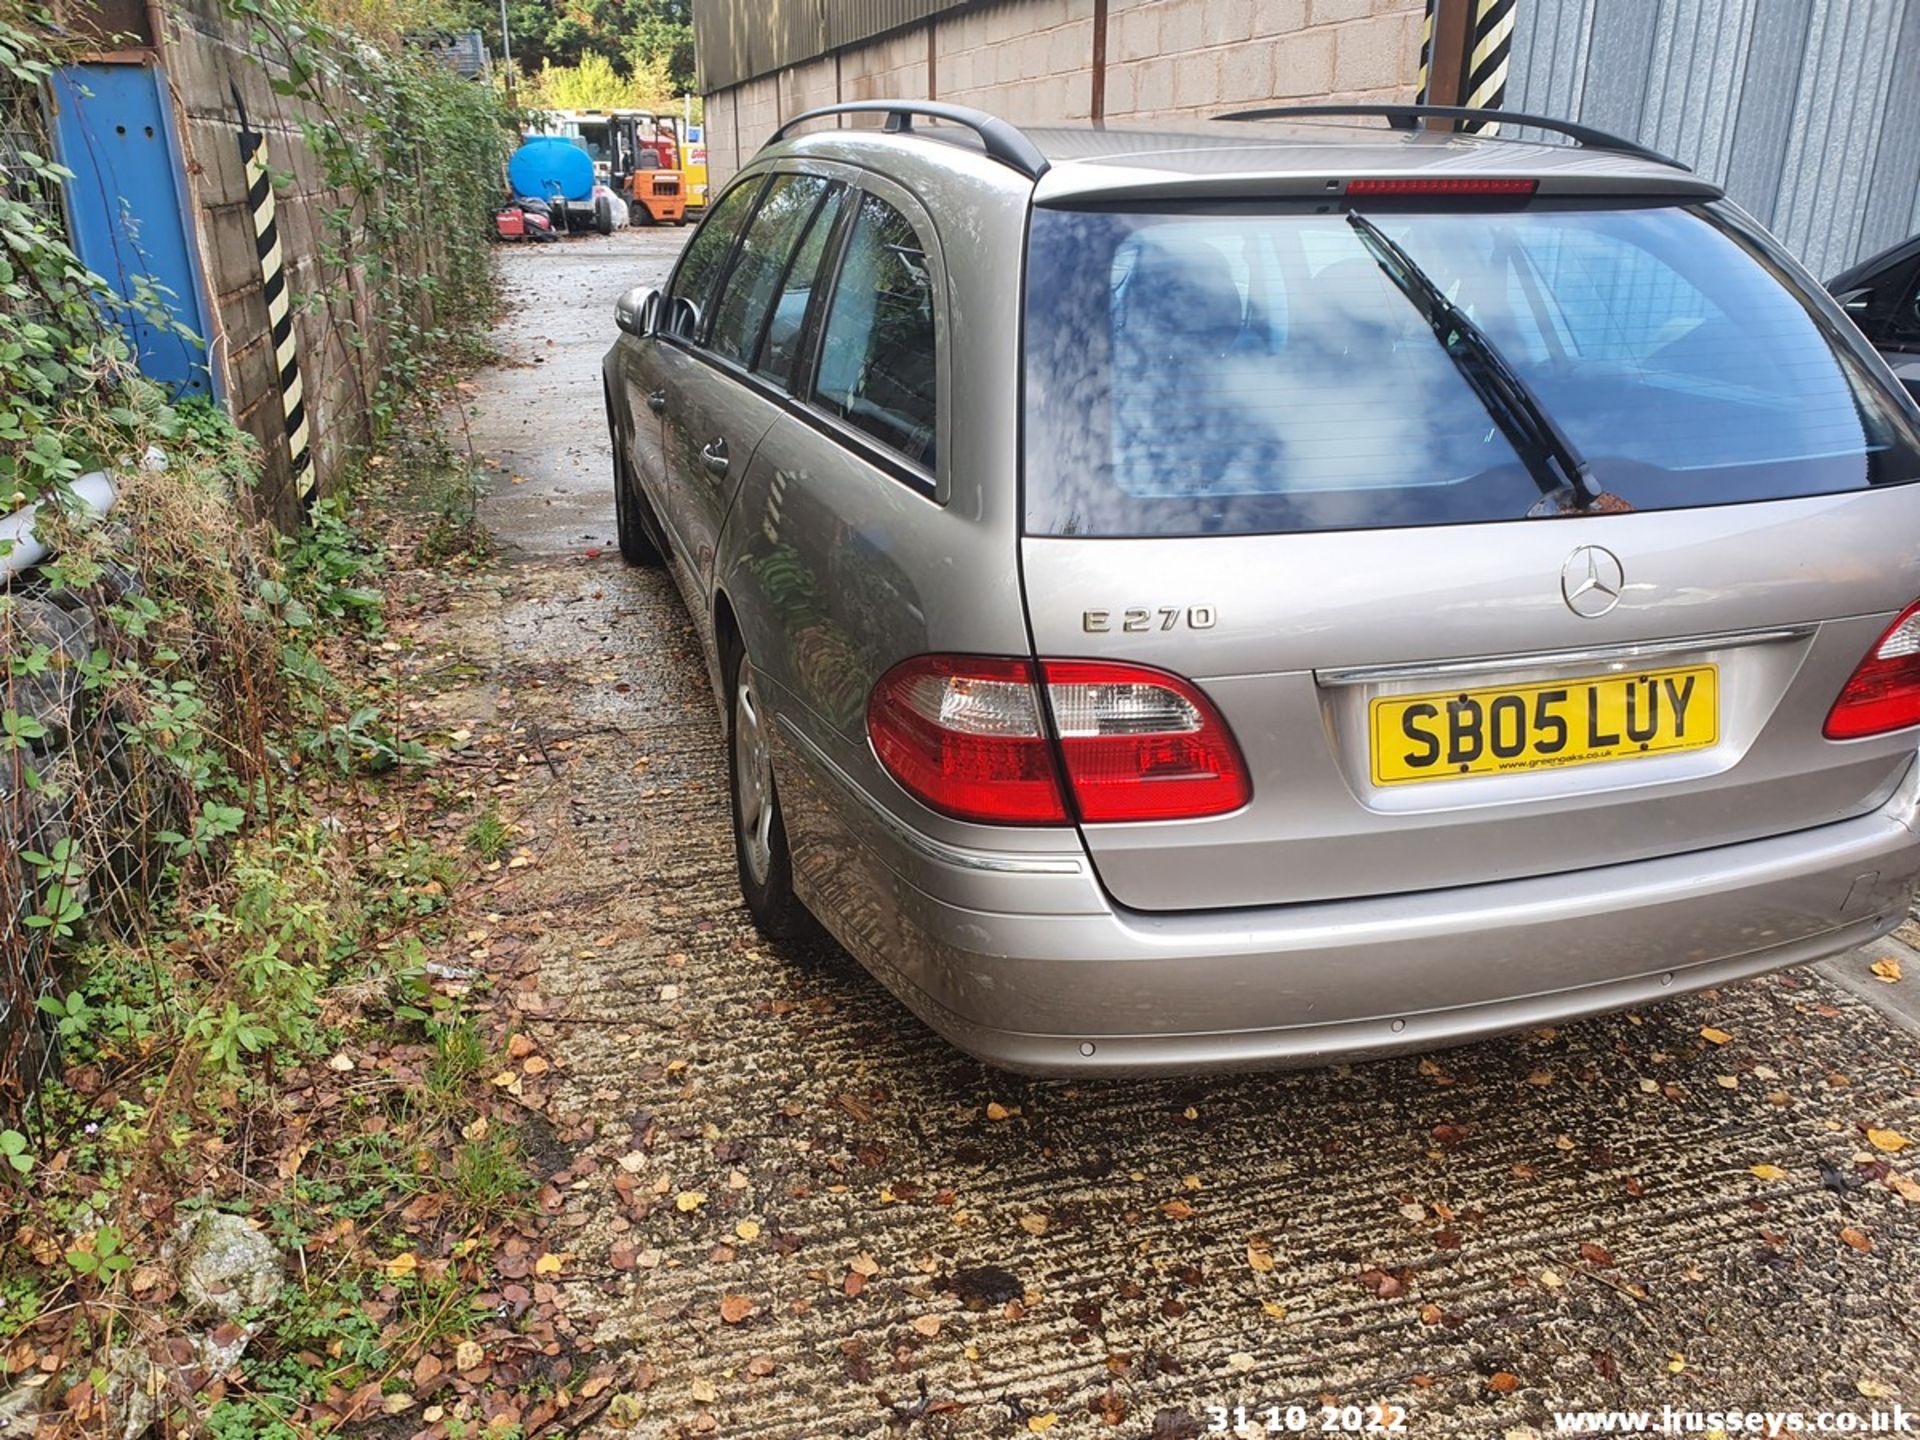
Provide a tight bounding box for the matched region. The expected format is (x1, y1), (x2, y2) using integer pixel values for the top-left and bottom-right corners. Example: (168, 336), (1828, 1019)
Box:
(616, 285), (660, 338)
(1835, 286), (1874, 319)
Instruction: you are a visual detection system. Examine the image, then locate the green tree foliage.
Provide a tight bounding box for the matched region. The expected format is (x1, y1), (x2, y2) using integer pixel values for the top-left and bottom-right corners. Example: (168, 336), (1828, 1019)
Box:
(526, 49), (672, 110)
(453, 0), (693, 96)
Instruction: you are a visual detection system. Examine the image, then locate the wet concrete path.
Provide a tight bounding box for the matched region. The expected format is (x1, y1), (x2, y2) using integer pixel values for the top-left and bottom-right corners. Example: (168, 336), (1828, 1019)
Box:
(448, 228), (1920, 1438)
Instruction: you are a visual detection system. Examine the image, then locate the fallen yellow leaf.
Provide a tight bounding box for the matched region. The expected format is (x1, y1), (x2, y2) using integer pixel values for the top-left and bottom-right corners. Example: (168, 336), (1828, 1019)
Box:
(1247, 1241), (1275, 1274)
(985, 1102), (1012, 1122)
(454, 1339), (484, 1372)
(1699, 1026), (1733, 1046)
(1028, 1416), (1058, 1434)
(385, 1251), (419, 1278)
(1749, 1164), (1789, 1182)
(1018, 1213), (1049, 1237)
(1885, 1173), (1920, 1203)
(675, 1190), (707, 1212)
(1260, 1300), (1288, 1319)
(1867, 1127), (1911, 1153)
(735, 1220), (761, 1241)
(534, 1252), (563, 1277)
(1870, 956), (1903, 983)
(910, 1314), (942, 1337)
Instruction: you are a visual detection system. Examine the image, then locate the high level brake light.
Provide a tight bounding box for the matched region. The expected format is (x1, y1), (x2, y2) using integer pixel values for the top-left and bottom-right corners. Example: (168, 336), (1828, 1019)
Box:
(1825, 601), (1920, 739)
(866, 656), (1251, 825)
(1345, 177), (1539, 196)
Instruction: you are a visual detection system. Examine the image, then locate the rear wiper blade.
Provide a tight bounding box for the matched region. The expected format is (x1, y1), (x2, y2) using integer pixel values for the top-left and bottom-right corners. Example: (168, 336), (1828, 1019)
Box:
(1345, 212), (1602, 514)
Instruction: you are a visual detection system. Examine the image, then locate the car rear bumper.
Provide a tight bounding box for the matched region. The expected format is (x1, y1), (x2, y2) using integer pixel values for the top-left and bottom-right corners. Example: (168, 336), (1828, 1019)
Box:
(793, 726), (1920, 1075)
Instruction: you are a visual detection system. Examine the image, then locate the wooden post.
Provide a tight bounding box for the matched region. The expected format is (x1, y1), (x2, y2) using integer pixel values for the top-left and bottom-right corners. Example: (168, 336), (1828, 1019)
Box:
(1425, 0), (1473, 111)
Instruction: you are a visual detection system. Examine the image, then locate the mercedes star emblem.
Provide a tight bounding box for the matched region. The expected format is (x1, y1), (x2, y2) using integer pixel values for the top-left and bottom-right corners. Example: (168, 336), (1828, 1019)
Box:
(1561, 545), (1625, 619)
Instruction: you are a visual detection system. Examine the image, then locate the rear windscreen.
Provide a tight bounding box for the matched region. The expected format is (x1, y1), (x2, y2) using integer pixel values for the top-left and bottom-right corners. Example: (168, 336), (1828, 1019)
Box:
(1022, 204), (1920, 537)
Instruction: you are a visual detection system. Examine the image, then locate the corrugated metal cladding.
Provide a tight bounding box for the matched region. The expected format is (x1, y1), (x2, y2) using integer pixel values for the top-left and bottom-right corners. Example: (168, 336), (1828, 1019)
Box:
(692, 0), (971, 91)
(1506, 0), (1920, 278)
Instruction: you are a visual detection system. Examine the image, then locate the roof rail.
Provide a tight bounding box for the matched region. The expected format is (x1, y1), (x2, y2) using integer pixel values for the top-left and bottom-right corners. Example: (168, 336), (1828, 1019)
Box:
(767, 100), (1050, 181)
(1214, 104), (1687, 170)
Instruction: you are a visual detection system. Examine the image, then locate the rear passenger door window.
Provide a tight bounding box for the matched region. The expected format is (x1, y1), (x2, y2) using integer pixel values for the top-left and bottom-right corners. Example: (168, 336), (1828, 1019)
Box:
(812, 192), (939, 471)
(757, 185), (847, 387)
(663, 177), (762, 340)
(706, 174), (833, 366)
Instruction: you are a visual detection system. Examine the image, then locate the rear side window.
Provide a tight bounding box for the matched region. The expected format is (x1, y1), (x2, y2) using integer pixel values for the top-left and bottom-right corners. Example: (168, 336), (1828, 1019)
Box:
(662, 178), (761, 340)
(1023, 206), (1920, 536)
(707, 174), (832, 366)
(813, 193), (938, 469)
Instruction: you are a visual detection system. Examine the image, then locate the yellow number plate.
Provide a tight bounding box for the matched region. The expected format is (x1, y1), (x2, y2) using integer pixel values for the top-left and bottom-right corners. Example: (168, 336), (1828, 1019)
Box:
(1369, 664), (1718, 787)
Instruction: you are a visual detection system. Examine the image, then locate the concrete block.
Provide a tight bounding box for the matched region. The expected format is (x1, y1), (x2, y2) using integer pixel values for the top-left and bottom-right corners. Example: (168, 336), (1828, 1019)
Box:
(1309, 0), (1373, 22)
(1200, 0), (1256, 43)
(1133, 53), (1177, 110)
(1172, 49), (1218, 108)
(1271, 27), (1335, 95)
(1112, 2), (1160, 63)
(1252, 0), (1311, 38)
(1221, 38), (1278, 102)
(1156, 0), (1215, 55)
(1047, 19), (1091, 76)
(1332, 14), (1410, 92)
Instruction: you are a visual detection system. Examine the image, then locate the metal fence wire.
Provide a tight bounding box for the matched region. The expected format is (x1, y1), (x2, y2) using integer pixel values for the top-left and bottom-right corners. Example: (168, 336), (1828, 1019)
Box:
(1, 71), (61, 205)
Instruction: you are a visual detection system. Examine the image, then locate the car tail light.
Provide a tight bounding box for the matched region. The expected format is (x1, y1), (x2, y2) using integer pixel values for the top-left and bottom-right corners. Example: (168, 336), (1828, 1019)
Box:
(866, 656), (1250, 825)
(1041, 660), (1251, 821)
(1345, 177), (1538, 196)
(866, 656), (1068, 824)
(1826, 602), (1920, 739)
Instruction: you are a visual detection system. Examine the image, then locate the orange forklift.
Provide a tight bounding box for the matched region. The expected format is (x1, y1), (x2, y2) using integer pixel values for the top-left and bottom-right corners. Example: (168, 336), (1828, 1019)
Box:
(610, 110), (689, 226)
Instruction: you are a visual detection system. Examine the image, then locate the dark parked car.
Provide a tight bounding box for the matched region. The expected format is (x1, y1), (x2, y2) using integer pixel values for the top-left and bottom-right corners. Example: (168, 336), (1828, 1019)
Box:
(1830, 233), (1920, 401)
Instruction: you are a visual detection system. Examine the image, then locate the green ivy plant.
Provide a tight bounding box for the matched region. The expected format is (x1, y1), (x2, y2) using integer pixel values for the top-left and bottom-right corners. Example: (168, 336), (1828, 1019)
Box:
(224, 0), (517, 439)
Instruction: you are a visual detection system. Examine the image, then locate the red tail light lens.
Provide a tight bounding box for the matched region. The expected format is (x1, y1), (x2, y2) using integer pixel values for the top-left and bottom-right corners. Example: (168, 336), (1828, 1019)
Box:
(1826, 602), (1920, 739)
(1041, 660), (1251, 821)
(866, 656), (1068, 823)
(866, 656), (1251, 825)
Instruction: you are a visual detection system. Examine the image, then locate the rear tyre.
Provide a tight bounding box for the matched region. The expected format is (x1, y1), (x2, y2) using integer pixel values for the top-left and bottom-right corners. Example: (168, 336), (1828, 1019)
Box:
(727, 649), (811, 941)
(673, 214), (688, 227)
(610, 420), (663, 567)
(594, 195), (614, 236)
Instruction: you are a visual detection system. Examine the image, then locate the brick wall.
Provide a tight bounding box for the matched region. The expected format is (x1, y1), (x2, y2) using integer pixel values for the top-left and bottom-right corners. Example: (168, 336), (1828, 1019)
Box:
(702, 0), (1422, 192)
(159, 0), (395, 527)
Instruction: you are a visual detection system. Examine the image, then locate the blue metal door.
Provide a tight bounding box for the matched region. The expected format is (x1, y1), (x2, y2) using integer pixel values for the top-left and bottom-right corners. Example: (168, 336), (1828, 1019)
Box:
(49, 64), (212, 396)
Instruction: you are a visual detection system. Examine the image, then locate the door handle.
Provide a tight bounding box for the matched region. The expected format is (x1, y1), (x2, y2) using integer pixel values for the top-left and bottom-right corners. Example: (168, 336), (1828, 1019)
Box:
(647, 388), (667, 415)
(700, 437), (730, 479)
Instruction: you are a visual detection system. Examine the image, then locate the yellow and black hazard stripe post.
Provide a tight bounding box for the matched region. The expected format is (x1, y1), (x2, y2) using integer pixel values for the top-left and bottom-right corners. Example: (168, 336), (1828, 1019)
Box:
(1462, 0), (1515, 131)
(1416, 0), (1435, 102)
(235, 99), (314, 507)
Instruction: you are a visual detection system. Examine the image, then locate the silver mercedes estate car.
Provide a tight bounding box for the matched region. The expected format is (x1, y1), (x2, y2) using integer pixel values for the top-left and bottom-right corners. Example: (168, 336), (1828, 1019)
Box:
(602, 100), (1920, 1075)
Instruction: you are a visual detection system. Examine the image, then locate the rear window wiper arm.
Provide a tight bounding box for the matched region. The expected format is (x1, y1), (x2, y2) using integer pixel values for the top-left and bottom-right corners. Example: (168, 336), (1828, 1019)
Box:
(1345, 212), (1602, 513)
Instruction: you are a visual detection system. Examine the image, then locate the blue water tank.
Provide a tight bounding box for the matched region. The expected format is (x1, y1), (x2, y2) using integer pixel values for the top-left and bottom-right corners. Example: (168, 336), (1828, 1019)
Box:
(509, 136), (595, 204)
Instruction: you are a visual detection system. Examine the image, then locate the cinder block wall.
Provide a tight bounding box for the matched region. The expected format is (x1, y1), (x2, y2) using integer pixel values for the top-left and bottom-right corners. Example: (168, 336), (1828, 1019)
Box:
(703, 0), (1424, 192)
(161, 0), (389, 527)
